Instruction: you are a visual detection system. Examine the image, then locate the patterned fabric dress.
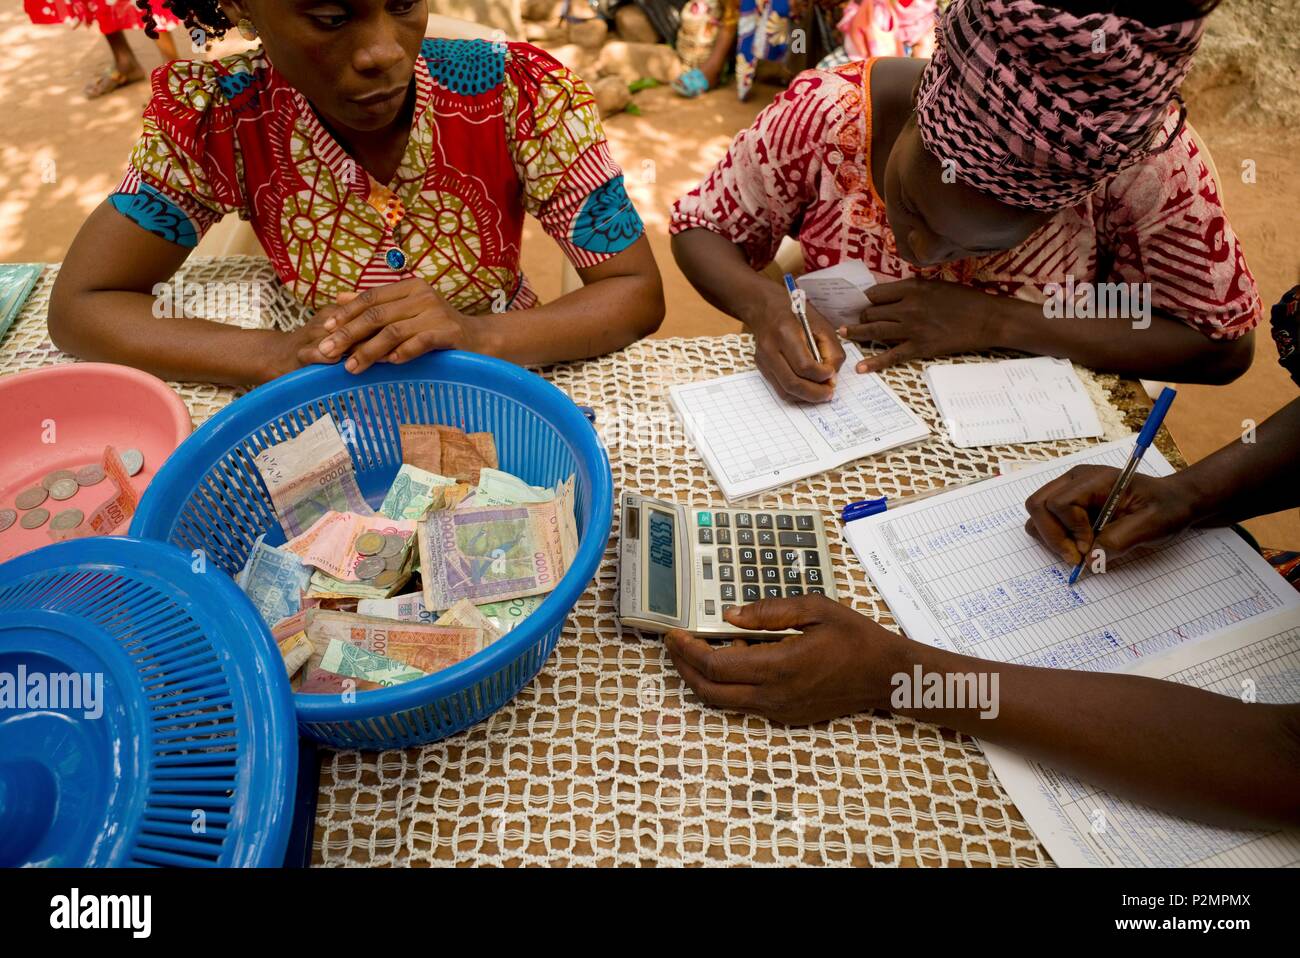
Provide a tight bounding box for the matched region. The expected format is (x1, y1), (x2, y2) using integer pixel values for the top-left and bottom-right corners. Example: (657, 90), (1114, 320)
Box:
(671, 60), (1260, 340)
(24, 0), (177, 34)
(107, 39), (645, 314)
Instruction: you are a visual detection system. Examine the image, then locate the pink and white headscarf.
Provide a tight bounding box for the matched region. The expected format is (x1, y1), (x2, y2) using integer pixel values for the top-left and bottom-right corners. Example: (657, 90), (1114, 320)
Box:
(914, 0), (1206, 212)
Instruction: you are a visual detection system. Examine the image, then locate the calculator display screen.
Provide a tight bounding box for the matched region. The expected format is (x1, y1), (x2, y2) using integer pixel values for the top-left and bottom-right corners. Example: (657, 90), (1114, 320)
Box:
(646, 509), (677, 617)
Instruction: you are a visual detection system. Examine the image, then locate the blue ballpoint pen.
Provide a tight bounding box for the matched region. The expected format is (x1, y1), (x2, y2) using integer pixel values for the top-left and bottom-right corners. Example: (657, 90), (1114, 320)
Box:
(783, 273), (822, 364)
(1068, 386), (1177, 585)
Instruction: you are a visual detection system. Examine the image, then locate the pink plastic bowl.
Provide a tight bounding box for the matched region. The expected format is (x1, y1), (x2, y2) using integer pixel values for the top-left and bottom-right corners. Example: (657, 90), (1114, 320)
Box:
(0, 363), (192, 563)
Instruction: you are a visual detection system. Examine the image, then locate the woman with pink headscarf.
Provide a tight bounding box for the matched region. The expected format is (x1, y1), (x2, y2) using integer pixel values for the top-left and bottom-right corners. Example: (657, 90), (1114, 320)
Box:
(663, 2), (1300, 831)
(672, 0), (1256, 405)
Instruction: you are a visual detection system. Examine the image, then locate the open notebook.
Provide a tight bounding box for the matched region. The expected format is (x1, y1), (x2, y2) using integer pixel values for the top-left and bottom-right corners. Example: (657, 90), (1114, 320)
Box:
(670, 341), (929, 500)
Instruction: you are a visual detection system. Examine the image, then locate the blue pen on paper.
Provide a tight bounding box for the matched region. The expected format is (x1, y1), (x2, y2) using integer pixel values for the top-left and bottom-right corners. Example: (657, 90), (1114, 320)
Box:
(842, 497), (890, 522)
(783, 273), (822, 364)
(842, 477), (986, 523)
(1068, 386), (1177, 586)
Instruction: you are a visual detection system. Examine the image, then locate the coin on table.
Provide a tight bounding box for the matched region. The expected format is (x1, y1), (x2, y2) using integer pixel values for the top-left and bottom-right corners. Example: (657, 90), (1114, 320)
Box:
(41, 469), (77, 491)
(355, 531), (386, 556)
(379, 533), (407, 558)
(120, 448), (145, 476)
(76, 464), (106, 486)
(0, 509), (16, 533)
(50, 508), (84, 532)
(372, 570), (401, 589)
(355, 555), (387, 580)
(20, 508), (50, 530)
(15, 486), (48, 510)
(49, 478), (80, 501)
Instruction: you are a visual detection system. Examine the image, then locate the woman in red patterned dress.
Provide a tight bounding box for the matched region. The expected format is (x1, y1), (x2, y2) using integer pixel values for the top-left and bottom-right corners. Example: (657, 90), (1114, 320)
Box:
(47, 0), (663, 385)
(24, 1), (180, 98)
(671, 0), (1258, 404)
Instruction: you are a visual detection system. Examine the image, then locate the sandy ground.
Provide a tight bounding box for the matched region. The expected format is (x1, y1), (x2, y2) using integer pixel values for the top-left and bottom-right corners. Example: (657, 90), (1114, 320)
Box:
(2, 6), (1297, 545)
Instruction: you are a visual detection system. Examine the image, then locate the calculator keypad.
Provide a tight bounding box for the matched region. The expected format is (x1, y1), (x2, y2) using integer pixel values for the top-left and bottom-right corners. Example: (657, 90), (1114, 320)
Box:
(691, 508), (834, 628)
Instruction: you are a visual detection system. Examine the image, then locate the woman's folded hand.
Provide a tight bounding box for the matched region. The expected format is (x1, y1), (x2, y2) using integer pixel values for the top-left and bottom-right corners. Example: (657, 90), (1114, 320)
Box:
(314, 279), (484, 374)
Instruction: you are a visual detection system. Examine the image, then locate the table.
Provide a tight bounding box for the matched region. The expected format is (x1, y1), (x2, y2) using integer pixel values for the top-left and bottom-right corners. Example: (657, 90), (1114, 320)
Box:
(2, 256), (1184, 867)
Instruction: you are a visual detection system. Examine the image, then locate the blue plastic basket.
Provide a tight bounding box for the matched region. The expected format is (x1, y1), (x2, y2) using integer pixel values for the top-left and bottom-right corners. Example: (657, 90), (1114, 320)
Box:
(0, 537), (297, 867)
(131, 351), (613, 750)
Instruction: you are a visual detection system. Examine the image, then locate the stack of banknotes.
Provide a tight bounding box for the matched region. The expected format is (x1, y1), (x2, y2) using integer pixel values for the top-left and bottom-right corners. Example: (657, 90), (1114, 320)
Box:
(237, 416), (578, 693)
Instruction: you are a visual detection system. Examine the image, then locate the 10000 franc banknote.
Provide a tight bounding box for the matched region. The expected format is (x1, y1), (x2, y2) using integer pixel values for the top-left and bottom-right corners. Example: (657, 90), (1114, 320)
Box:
(417, 480), (577, 608)
(253, 416), (372, 537)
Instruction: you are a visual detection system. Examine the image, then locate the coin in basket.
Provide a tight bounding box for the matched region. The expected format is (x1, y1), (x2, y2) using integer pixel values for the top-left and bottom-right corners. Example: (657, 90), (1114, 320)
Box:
(355, 555), (386, 579)
(51, 509), (84, 532)
(119, 448), (145, 476)
(41, 469), (77, 491)
(379, 533), (406, 558)
(15, 486), (48, 510)
(382, 553), (406, 572)
(355, 531), (385, 556)
(0, 509), (16, 533)
(372, 570), (401, 589)
(76, 464), (106, 486)
(20, 508), (50, 530)
(49, 478), (80, 501)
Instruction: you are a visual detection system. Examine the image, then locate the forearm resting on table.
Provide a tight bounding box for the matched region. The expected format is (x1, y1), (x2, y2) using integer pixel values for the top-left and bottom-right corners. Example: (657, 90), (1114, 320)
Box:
(49, 287), (291, 386)
(49, 201), (285, 385)
(885, 637), (1300, 829)
(990, 296), (1253, 385)
(1172, 395), (1300, 527)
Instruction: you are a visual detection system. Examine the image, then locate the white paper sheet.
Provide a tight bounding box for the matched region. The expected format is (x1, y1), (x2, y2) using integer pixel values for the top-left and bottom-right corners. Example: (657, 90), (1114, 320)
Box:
(844, 440), (1300, 671)
(980, 610), (1300, 867)
(924, 357), (1104, 447)
(669, 342), (929, 500)
(795, 261), (877, 326)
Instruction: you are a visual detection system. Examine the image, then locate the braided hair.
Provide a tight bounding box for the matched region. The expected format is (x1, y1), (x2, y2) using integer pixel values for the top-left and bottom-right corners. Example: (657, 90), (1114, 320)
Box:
(136, 0), (232, 42)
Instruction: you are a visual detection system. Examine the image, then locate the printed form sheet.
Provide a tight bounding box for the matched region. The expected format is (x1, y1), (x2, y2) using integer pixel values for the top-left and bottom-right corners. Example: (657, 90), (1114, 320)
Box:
(844, 440), (1300, 671)
(923, 357), (1104, 448)
(670, 342), (928, 500)
(980, 611), (1300, 867)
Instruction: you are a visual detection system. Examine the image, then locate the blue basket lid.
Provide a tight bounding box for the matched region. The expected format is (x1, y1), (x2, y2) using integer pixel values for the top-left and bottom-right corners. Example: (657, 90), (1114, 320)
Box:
(0, 537), (297, 867)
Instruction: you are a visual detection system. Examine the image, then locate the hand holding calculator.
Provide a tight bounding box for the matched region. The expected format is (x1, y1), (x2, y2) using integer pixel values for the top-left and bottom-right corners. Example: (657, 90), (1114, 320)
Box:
(618, 492), (838, 638)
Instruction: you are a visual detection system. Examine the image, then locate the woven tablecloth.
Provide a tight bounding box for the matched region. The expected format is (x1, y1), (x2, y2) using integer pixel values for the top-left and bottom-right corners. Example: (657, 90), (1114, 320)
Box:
(3, 257), (1180, 867)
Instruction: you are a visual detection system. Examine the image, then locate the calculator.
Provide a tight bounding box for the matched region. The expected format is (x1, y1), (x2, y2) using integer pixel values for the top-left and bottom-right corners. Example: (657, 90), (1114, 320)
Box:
(617, 492), (837, 638)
